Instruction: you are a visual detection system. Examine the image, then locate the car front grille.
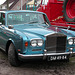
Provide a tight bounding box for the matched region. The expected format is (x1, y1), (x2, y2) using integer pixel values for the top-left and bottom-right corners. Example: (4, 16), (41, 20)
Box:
(45, 33), (67, 53)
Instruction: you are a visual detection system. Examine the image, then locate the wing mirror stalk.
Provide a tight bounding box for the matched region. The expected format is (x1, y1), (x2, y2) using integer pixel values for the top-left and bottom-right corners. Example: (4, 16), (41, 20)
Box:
(8, 25), (14, 29)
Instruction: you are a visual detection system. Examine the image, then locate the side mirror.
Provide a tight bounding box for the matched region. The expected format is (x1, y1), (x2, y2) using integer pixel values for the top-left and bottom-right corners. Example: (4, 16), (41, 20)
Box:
(8, 25), (14, 29)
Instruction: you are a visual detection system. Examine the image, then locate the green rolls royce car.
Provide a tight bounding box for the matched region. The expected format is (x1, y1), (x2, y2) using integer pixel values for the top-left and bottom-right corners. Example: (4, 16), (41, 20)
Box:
(0, 10), (75, 66)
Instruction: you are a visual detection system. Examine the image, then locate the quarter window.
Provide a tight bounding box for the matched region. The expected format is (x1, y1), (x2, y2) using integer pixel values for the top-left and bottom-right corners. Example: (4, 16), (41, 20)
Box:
(0, 13), (5, 25)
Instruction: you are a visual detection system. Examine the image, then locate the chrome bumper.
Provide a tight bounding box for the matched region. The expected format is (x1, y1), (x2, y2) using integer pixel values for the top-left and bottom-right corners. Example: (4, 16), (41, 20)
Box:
(70, 52), (75, 57)
(18, 52), (70, 60)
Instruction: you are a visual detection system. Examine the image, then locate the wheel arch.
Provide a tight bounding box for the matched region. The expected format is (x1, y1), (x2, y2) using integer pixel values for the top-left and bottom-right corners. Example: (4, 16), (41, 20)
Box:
(6, 38), (15, 54)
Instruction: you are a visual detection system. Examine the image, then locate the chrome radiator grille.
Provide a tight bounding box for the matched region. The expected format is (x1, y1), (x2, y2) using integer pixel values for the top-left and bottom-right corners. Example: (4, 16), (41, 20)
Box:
(45, 33), (67, 53)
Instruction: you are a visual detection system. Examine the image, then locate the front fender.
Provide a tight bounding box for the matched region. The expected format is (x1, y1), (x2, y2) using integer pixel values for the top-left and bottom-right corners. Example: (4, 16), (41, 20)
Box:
(6, 37), (23, 53)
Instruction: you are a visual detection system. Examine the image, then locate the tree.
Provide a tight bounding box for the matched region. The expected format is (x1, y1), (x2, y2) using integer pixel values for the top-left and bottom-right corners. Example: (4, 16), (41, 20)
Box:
(7, 0), (9, 10)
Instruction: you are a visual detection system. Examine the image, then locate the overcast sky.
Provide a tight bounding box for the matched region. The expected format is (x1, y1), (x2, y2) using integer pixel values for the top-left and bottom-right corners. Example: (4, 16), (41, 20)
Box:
(0, 0), (6, 5)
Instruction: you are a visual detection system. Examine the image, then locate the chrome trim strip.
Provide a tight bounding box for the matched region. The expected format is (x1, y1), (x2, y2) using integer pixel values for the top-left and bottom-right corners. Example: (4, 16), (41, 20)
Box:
(29, 38), (42, 41)
(46, 52), (70, 56)
(18, 53), (43, 57)
(18, 52), (70, 58)
(68, 37), (75, 40)
(30, 38), (43, 41)
(69, 52), (75, 54)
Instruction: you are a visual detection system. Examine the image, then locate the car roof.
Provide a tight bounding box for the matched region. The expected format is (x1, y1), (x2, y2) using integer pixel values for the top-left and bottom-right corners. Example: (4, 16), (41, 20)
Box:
(0, 10), (44, 14)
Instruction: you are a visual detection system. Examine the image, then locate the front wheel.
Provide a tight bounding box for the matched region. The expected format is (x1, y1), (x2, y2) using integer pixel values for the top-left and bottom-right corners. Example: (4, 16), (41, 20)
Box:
(8, 43), (21, 67)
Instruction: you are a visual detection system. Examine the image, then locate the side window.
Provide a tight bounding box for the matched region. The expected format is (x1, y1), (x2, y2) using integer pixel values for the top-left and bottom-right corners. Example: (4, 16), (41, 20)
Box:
(1, 13), (5, 25)
(42, 0), (48, 5)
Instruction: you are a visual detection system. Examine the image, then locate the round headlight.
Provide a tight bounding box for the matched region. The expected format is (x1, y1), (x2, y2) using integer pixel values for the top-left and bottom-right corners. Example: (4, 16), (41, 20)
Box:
(37, 40), (43, 46)
(31, 40), (37, 47)
(68, 39), (73, 45)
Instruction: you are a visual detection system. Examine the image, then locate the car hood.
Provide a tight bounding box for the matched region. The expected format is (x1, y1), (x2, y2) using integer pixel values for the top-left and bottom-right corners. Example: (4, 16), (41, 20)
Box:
(13, 25), (75, 39)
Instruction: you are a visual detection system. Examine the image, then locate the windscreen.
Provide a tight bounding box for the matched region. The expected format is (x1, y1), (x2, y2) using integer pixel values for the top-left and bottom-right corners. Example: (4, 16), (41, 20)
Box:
(7, 12), (49, 26)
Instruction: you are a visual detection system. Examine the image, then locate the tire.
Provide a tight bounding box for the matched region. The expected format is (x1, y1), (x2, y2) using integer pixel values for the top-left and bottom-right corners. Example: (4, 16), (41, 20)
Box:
(63, 0), (75, 22)
(8, 43), (21, 67)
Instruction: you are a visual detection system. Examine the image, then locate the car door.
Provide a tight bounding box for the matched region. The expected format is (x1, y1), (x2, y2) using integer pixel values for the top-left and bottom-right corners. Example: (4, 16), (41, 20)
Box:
(0, 13), (3, 48)
(0, 13), (7, 50)
(0, 25), (3, 48)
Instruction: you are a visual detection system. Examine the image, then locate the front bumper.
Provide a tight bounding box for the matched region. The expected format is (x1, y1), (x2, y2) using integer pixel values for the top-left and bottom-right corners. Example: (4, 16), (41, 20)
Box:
(18, 52), (70, 60)
(70, 52), (75, 57)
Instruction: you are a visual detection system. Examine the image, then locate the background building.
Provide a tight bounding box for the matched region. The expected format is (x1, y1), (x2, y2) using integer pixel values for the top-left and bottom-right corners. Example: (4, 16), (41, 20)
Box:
(0, 0), (41, 10)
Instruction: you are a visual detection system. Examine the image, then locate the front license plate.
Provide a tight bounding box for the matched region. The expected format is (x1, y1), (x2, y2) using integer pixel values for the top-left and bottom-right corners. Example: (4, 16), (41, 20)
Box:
(48, 55), (67, 61)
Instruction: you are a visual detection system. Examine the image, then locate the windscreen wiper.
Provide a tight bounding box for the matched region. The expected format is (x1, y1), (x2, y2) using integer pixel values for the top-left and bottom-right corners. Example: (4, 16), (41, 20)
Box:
(29, 21), (38, 24)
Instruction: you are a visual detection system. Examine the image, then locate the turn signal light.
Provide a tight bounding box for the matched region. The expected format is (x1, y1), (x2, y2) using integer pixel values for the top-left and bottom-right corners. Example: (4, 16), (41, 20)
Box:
(18, 49), (21, 52)
(25, 42), (28, 47)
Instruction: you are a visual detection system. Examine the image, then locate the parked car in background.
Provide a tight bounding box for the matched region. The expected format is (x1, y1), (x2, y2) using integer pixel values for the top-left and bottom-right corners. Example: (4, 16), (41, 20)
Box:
(0, 10), (75, 66)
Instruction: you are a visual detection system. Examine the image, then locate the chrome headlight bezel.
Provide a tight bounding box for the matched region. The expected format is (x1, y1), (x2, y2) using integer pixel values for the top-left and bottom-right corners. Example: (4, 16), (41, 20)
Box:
(31, 39), (44, 47)
(31, 40), (37, 47)
(68, 38), (75, 45)
(68, 39), (73, 45)
(37, 39), (44, 46)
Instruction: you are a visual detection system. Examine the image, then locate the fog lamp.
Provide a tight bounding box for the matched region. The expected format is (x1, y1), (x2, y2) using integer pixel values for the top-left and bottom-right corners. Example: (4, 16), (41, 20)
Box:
(69, 48), (73, 53)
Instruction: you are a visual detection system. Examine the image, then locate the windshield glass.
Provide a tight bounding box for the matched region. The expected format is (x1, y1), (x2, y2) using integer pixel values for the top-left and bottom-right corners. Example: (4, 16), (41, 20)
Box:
(7, 12), (50, 26)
